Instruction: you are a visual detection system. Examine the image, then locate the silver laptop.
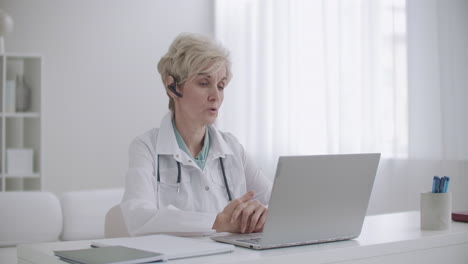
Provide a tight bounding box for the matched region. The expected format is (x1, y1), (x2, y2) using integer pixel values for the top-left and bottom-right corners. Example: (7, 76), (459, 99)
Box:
(212, 153), (380, 250)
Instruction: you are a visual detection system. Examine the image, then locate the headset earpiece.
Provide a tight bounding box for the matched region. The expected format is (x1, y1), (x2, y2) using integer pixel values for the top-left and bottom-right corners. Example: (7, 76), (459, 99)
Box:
(167, 75), (183, 98)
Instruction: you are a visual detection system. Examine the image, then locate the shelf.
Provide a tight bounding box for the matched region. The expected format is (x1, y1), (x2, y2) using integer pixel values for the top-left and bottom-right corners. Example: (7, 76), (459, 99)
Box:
(0, 53), (43, 59)
(1, 112), (41, 118)
(2, 173), (40, 178)
(1, 53), (43, 191)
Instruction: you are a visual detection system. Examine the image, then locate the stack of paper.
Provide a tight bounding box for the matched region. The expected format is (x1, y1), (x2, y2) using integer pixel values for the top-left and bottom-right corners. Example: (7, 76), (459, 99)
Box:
(91, 234), (234, 260)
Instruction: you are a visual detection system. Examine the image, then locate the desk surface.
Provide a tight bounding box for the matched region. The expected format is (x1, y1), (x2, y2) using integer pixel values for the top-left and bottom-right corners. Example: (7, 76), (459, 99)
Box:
(18, 211), (468, 264)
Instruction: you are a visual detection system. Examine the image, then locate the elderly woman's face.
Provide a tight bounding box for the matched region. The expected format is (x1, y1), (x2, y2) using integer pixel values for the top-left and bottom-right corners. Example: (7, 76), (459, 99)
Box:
(177, 65), (227, 126)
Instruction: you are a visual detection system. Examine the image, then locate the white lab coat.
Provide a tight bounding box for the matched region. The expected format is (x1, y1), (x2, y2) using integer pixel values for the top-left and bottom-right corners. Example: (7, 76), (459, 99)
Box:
(121, 112), (272, 236)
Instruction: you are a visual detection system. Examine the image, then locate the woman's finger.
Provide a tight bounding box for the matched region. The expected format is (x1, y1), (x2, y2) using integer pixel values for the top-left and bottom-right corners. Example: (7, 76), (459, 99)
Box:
(254, 208), (268, 232)
(248, 206), (265, 233)
(230, 201), (250, 223)
(240, 201), (261, 233)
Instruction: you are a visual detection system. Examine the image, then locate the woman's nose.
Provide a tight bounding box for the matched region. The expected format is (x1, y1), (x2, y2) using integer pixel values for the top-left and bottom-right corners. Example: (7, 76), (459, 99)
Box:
(208, 86), (220, 101)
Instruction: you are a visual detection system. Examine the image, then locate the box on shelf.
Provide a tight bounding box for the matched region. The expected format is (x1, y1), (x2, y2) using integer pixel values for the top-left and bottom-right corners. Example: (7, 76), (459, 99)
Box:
(6, 148), (34, 176)
(5, 79), (16, 113)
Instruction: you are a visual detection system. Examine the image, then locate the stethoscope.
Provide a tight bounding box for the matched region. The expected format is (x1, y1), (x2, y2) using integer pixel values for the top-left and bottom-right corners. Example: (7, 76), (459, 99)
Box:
(156, 155), (233, 205)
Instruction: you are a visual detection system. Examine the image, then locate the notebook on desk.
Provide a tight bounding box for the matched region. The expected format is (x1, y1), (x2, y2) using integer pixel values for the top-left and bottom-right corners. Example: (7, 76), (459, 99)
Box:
(212, 153), (381, 250)
(54, 245), (166, 264)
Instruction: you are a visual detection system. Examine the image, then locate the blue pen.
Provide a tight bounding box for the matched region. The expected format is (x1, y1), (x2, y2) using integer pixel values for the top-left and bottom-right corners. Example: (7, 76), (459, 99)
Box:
(443, 176), (450, 193)
(432, 176), (440, 193)
(438, 177), (446, 193)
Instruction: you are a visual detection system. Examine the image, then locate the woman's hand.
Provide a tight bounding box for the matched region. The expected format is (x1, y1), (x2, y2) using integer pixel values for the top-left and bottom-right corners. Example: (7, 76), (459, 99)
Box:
(212, 191), (268, 233)
(212, 191), (253, 233)
(230, 195), (268, 233)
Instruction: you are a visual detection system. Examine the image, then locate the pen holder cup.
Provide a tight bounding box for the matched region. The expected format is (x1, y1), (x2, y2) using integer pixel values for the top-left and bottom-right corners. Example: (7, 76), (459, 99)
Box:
(420, 192), (452, 230)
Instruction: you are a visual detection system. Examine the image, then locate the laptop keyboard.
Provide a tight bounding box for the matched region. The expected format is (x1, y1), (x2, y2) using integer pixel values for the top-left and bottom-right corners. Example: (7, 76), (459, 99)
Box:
(237, 237), (262, 244)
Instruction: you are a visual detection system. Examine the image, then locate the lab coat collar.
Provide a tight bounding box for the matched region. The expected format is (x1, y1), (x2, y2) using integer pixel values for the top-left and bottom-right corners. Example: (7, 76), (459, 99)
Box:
(207, 123), (234, 159)
(155, 112), (182, 156)
(155, 112), (234, 159)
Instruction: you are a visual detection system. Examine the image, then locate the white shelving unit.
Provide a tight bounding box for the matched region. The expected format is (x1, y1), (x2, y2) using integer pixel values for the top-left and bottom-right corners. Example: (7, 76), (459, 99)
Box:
(0, 53), (43, 191)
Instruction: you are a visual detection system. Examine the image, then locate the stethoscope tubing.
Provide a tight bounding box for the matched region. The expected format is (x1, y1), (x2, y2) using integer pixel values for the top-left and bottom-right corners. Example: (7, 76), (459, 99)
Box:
(156, 155), (232, 209)
(219, 158), (232, 201)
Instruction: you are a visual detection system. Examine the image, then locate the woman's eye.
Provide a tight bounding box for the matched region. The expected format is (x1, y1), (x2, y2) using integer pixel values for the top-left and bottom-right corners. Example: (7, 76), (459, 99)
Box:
(218, 86), (225, 90)
(200, 82), (209, 86)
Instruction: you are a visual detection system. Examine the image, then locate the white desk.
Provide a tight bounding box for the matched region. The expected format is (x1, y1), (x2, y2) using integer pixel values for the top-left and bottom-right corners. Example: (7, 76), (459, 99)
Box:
(18, 211), (468, 264)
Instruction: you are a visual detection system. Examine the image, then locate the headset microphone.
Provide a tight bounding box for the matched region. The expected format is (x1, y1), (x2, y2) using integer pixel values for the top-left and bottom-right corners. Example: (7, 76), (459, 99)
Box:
(167, 75), (183, 98)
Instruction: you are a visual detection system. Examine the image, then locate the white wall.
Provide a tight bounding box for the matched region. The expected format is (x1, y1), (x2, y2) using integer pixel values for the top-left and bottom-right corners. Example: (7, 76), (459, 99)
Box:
(404, 0), (468, 213)
(2, 0), (466, 215)
(1, 0), (214, 192)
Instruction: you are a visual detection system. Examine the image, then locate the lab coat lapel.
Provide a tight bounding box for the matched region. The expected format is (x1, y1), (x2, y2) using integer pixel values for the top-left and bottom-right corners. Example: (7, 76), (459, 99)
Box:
(155, 112), (180, 155)
(207, 125), (234, 159)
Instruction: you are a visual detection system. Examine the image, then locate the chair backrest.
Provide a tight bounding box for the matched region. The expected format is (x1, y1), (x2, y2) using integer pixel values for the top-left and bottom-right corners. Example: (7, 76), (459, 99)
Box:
(60, 188), (124, 241)
(0, 192), (62, 247)
(104, 204), (130, 238)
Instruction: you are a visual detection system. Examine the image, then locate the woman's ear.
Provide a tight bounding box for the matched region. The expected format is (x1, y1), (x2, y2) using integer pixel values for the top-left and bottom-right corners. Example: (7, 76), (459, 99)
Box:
(166, 75), (183, 98)
(165, 75), (175, 87)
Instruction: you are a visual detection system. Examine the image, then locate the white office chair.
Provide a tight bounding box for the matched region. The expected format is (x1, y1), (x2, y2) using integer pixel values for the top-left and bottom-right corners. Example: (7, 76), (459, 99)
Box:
(60, 188), (124, 240)
(0, 192), (62, 247)
(104, 204), (130, 238)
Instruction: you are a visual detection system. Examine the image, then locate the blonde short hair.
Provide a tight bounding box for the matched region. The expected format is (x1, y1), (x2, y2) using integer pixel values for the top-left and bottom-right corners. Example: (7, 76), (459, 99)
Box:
(157, 33), (232, 111)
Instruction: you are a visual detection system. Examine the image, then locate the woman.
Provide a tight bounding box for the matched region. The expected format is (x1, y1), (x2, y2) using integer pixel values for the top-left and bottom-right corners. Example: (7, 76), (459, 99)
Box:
(121, 33), (272, 236)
